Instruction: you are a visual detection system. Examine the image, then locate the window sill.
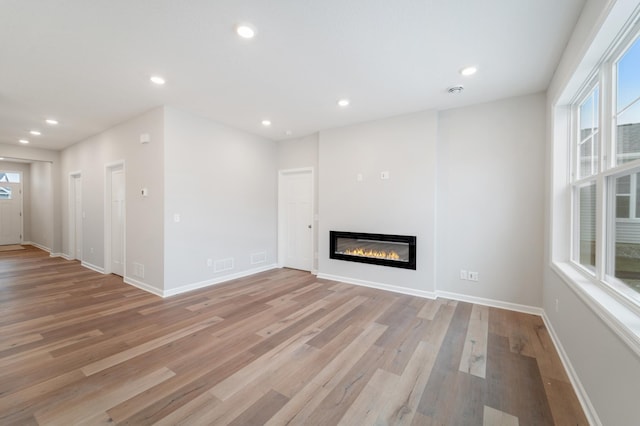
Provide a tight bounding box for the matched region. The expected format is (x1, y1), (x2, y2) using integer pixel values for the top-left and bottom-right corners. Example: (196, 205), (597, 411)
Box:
(551, 262), (640, 359)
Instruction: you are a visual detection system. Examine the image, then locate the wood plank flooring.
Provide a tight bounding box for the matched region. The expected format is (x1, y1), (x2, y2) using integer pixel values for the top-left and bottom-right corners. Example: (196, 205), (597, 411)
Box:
(0, 246), (588, 425)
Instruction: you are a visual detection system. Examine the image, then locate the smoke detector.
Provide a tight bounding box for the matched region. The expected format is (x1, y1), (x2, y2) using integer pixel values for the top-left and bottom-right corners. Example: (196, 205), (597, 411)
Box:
(447, 85), (464, 94)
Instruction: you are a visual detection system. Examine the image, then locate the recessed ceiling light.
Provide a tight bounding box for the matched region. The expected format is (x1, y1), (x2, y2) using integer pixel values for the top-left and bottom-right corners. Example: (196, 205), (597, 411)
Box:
(29, 130), (41, 136)
(460, 66), (477, 76)
(261, 120), (271, 127)
(19, 139), (29, 144)
(150, 75), (166, 85)
(0, 157), (4, 160)
(337, 99), (350, 107)
(236, 24), (256, 39)
(45, 119), (58, 125)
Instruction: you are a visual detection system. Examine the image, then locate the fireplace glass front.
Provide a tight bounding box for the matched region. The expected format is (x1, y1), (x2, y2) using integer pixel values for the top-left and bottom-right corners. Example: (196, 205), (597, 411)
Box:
(329, 231), (416, 270)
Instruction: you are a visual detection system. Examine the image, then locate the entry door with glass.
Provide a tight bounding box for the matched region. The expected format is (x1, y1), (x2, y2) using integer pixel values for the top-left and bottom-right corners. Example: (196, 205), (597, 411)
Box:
(0, 172), (23, 245)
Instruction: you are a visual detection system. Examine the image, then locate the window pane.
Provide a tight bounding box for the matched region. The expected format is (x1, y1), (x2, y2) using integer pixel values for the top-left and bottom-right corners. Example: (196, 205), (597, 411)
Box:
(593, 86), (599, 130)
(616, 36), (640, 165)
(617, 195), (630, 218)
(613, 180), (640, 293)
(579, 183), (596, 270)
(617, 174), (631, 193)
(0, 187), (11, 199)
(616, 101), (640, 164)
(580, 92), (594, 134)
(0, 172), (20, 183)
(617, 36), (640, 112)
(579, 134), (599, 178)
(635, 173), (640, 218)
(578, 87), (599, 176)
(579, 139), (592, 178)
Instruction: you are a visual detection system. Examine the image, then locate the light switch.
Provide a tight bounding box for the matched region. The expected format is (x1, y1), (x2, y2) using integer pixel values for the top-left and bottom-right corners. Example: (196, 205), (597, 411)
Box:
(141, 187), (149, 197)
(174, 213), (180, 223)
(381, 171), (390, 180)
(356, 173), (363, 182)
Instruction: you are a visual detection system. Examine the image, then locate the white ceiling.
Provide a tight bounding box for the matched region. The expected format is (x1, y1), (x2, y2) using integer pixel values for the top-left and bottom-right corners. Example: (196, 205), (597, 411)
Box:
(0, 0), (585, 151)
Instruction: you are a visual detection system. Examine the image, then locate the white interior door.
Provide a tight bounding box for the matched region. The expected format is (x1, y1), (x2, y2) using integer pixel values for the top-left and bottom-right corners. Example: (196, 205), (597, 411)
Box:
(280, 170), (313, 271)
(70, 175), (82, 260)
(0, 173), (23, 245)
(110, 169), (125, 276)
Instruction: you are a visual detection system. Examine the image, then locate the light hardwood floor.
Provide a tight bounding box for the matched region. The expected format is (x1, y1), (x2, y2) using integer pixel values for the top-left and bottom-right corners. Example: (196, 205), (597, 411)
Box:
(0, 246), (588, 425)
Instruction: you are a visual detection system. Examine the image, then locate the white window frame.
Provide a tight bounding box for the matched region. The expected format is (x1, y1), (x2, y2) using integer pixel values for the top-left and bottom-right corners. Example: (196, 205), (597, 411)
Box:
(569, 22), (640, 315)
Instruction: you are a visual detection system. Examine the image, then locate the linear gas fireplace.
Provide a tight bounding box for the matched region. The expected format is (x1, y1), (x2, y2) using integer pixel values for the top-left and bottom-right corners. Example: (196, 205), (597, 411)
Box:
(330, 231), (416, 270)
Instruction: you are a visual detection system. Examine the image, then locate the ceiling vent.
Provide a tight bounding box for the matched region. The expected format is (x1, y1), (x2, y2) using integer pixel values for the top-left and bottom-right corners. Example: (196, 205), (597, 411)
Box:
(447, 85), (464, 94)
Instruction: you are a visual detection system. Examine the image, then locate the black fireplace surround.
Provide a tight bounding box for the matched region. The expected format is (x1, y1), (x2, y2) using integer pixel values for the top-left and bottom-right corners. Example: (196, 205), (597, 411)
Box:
(329, 231), (416, 270)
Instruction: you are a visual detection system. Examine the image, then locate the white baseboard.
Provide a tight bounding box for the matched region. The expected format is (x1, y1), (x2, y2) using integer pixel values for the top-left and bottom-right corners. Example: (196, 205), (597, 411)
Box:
(436, 290), (544, 316)
(316, 273), (438, 300)
(81, 261), (105, 274)
(124, 276), (164, 297)
(23, 241), (75, 260)
(163, 264), (279, 298)
(542, 312), (601, 426)
(24, 241), (52, 253)
(315, 274), (544, 316)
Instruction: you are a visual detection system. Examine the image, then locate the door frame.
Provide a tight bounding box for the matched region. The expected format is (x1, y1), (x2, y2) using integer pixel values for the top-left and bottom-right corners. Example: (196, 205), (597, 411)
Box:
(277, 167), (315, 271)
(68, 171), (82, 260)
(104, 161), (125, 276)
(0, 170), (24, 245)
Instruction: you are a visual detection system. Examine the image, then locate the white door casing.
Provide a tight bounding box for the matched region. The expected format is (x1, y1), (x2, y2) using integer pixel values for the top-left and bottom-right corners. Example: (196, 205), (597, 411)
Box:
(69, 173), (82, 260)
(278, 168), (314, 271)
(111, 169), (125, 276)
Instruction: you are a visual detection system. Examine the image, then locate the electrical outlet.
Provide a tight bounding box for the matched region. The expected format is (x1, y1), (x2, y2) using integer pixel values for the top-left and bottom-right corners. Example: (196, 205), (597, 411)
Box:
(460, 270), (468, 280)
(468, 271), (479, 282)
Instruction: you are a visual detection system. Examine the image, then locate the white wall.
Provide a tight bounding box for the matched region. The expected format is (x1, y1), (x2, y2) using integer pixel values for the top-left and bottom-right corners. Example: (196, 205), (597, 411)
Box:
(317, 110), (438, 295)
(30, 161), (53, 249)
(277, 133), (320, 271)
(60, 107), (165, 291)
(545, 0), (640, 424)
(437, 93), (546, 308)
(163, 107), (277, 293)
(277, 134), (319, 171)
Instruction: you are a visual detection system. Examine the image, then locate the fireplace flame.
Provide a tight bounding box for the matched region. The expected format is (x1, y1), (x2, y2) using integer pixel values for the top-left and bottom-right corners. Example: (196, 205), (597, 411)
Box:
(344, 247), (401, 260)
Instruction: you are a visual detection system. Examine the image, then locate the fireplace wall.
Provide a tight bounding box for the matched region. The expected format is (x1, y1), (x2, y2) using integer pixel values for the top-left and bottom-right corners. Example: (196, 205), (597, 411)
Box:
(317, 110), (437, 294)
